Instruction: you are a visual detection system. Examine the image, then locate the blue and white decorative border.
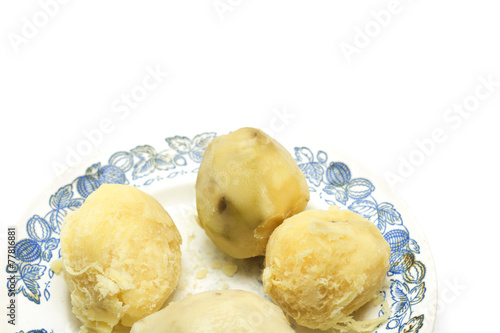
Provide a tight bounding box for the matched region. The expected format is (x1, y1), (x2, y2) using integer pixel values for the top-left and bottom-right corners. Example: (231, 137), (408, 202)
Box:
(295, 147), (426, 332)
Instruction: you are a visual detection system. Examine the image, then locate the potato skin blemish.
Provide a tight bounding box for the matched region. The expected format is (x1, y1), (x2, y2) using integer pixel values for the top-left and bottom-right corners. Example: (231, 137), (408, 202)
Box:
(218, 196), (227, 213)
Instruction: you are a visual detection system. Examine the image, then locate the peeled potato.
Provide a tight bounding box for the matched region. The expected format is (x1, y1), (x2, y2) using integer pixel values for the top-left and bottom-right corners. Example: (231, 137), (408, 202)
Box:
(262, 205), (390, 331)
(60, 184), (182, 333)
(196, 127), (310, 259)
(130, 290), (294, 333)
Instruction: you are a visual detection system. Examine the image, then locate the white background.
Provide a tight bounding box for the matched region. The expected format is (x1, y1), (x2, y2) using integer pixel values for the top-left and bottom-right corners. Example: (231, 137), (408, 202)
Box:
(1, 1), (499, 332)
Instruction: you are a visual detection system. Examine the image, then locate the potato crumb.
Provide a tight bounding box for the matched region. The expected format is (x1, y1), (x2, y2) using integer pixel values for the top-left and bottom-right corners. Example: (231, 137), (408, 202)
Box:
(222, 263), (238, 277)
(196, 269), (208, 279)
(50, 259), (63, 274)
(211, 261), (223, 269)
(221, 283), (229, 290)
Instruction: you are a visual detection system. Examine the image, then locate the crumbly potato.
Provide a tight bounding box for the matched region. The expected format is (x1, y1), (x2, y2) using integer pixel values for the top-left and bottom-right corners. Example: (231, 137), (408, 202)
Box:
(60, 184), (182, 333)
(130, 290), (294, 333)
(262, 205), (390, 331)
(195, 127), (310, 259)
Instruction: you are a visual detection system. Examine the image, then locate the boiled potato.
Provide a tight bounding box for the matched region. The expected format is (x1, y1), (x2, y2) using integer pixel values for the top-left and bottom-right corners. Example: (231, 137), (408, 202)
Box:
(195, 127), (310, 259)
(130, 290), (294, 333)
(262, 205), (390, 331)
(60, 184), (182, 333)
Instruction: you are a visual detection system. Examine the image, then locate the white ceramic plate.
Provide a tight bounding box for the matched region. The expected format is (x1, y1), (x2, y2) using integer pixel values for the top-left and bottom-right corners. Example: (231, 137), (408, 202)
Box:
(2, 131), (436, 333)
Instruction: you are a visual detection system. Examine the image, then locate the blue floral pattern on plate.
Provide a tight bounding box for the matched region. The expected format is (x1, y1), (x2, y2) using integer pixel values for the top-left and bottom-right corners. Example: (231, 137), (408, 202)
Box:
(9, 132), (429, 333)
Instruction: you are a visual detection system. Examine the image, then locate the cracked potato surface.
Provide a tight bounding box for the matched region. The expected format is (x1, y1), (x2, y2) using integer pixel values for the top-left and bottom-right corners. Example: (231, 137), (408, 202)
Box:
(61, 184), (182, 333)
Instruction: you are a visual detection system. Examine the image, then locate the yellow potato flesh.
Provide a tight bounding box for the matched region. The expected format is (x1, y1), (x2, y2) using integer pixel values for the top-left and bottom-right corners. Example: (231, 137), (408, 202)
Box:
(263, 205), (390, 331)
(130, 290), (294, 333)
(195, 127), (310, 259)
(60, 184), (182, 333)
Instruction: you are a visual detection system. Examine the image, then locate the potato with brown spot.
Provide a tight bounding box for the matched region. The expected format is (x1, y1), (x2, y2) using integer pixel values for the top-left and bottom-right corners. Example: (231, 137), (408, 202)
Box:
(195, 127), (310, 259)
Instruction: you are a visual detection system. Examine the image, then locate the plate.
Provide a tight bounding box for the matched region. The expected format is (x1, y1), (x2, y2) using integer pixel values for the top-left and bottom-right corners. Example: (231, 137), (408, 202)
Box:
(2, 131), (437, 333)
